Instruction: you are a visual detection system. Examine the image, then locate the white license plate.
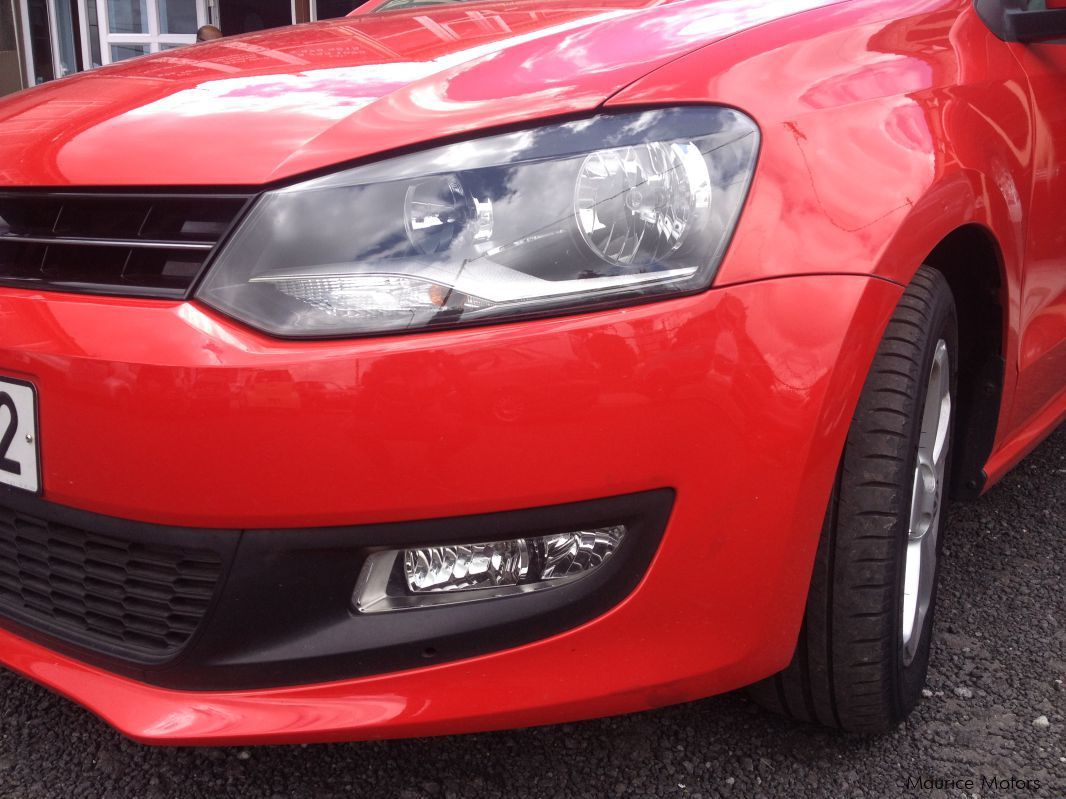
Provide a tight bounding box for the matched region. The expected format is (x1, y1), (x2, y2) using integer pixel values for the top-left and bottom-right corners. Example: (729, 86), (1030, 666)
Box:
(0, 377), (40, 494)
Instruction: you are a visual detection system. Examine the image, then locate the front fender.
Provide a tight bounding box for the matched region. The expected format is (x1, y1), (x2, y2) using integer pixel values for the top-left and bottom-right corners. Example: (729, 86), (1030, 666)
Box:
(607, 0), (1029, 291)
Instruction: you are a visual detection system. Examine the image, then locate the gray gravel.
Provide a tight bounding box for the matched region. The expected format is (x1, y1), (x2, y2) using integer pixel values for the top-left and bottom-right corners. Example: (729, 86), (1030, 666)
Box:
(1, 427), (1063, 799)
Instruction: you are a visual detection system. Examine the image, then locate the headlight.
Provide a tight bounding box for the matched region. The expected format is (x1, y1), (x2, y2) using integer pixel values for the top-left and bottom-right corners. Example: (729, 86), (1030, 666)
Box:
(196, 107), (759, 338)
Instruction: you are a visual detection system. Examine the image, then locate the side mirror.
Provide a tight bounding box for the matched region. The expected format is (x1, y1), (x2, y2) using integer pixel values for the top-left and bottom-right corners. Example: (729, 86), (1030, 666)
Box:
(976, 0), (1066, 43)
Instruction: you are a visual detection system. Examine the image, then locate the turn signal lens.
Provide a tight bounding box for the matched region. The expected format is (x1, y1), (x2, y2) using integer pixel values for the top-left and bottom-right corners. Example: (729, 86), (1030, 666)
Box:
(355, 526), (626, 612)
(249, 273), (489, 322)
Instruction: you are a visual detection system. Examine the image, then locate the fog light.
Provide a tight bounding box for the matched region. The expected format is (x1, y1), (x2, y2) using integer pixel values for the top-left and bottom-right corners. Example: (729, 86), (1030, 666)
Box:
(355, 525), (626, 613)
(405, 540), (533, 592)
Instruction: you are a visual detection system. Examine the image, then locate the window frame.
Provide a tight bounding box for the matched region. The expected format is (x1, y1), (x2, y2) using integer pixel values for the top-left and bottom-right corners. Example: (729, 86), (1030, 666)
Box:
(93, 0), (207, 64)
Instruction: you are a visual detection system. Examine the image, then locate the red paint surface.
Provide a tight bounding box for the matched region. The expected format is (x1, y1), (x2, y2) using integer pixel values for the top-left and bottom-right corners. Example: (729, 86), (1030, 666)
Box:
(0, 0), (843, 187)
(0, 0), (1063, 743)
(0, 270), (905, 745)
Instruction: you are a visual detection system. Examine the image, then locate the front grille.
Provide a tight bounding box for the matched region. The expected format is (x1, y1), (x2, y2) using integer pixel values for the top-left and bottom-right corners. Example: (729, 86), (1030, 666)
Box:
(0, 503), (223, 660)
(0, 191), (252, 298)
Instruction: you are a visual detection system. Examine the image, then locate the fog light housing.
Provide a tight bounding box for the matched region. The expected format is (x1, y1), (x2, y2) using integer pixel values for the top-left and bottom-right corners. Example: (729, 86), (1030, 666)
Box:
(354, 525), (626, 613)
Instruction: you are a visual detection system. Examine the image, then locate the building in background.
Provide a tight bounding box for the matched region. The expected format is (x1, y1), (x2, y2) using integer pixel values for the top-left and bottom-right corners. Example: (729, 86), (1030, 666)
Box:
(1, 1), (28, 95)
(1, 0), (361, 95)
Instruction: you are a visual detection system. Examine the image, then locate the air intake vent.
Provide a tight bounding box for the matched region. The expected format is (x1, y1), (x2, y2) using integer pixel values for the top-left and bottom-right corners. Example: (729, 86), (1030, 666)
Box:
(0, 501), (224, 660)
(0, 191), (252, 298)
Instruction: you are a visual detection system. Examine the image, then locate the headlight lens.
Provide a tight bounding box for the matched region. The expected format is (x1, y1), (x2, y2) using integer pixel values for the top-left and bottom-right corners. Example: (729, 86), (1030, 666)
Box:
(197, 107), (759, 338)
(575, 141), (711, 267)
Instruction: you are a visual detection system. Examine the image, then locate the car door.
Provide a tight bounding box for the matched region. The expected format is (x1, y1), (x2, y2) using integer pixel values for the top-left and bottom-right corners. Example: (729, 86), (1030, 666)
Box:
(1005, 11), (1066, 430)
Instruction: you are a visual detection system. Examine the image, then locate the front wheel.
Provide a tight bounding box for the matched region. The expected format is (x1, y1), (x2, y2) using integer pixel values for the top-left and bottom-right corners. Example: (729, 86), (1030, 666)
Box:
(750, 266), (958, 734)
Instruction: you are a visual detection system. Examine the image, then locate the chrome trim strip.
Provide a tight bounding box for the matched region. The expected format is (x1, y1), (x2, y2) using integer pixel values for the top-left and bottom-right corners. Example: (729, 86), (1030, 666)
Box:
(0, 234), (215, 251)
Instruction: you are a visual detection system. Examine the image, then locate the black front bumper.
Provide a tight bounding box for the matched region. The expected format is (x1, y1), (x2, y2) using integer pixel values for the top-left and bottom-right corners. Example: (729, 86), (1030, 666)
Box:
(0, 487), (672, 690)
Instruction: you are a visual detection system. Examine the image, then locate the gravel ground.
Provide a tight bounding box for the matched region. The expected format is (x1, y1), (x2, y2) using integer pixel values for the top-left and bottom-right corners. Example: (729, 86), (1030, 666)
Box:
(1, 427), (1063, 799)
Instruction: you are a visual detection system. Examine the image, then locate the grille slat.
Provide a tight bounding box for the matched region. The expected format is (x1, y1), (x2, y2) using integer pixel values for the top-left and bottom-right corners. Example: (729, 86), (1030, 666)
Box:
(0, 192), (251, 298)
(0, 504), (223, 659)
(1, 235), (215, 250)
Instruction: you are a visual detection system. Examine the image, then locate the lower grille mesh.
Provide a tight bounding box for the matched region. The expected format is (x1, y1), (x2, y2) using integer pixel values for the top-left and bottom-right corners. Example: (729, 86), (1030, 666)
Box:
(0, 503), (222, 659)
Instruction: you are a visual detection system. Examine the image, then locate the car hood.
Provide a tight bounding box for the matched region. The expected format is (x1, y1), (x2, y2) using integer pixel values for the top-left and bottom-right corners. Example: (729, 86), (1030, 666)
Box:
(0, 0), (841, 187)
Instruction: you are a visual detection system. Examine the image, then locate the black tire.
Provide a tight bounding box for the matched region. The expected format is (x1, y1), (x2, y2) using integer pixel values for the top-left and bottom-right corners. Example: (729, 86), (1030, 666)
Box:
(749, 266), (958, 734)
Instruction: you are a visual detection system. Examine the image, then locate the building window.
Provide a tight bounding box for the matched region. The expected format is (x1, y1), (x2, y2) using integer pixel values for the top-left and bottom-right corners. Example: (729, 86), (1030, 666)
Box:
(24, 0), (55, 82)
(84, 1), (102, 67)
(52, 0), (81, 76)
(313, 0), (358, 20)
(1, 0), (27, 95)
(14, 0), (366, 89)
(219, 0), (358, 32)
(95, 0), (206, 63)
(158, 0), (198, 34)
(218, 0), (292, 34)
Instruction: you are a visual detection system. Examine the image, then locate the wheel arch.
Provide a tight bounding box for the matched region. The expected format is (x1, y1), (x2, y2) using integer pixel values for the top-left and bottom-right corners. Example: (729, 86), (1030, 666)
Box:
(872, 160), (1016, 500)
(921, 224), (1007, 499)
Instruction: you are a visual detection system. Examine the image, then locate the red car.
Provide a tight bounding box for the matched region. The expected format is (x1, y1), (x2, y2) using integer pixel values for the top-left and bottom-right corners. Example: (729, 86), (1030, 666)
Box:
(0, 0), (1063, 745)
